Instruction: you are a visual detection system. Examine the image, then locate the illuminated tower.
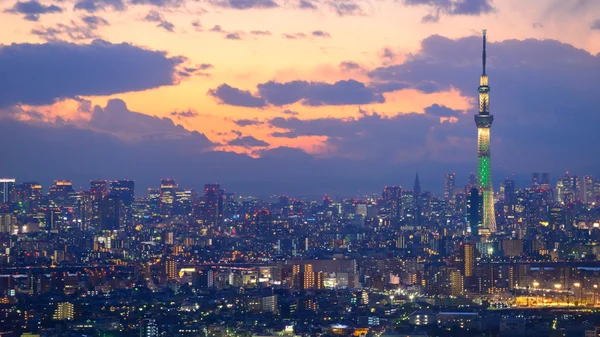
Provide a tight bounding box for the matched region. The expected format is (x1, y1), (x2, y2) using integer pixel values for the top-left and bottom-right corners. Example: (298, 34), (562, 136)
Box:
(474, 29), (496, 234)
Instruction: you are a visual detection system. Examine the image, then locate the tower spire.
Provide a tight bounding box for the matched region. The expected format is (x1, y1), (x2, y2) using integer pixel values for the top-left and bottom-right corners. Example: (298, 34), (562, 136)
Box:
(482, 29), (487, 75)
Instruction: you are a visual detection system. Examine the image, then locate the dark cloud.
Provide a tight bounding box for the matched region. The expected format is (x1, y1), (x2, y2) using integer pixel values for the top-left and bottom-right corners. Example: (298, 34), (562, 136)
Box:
(210, 80), (384, 107)
(88, 99), (213, 146)
(234, 119), (263, 126)
(424, 104), (462, 117)
(268, 110), (469, 165)
(73, 0), (125, 13)
(209, 0), (278, 9)
(226, 32), (242, 40)
(192, 19), (202, 31)
(404, 0), (494, 18)
(311, 30), (330, 38)
(130, 0), (184, 7)
(379, 47), (397, 65)
(210, 25), (223, 32)
(328, 0), (363, 16)
(144, 10), (175, 32)
(591, 19), (600, 30)
(208, 84), (267, 108)
(282, 109), (299, 116)
(170, 110), (199, 119)
(532, 22), (543, 29)
(158, 20), (175, 32)
(282, 33), (307, 39)
(5, 0), (62, 21)
(228, 135), (269, 147)
(339, 61), (362, 71)
(260, 80), (384, 106)
(81, 15), (109, 28)
(421, 12), (440, 23)
(0, 40), (184, 107)
(298, 0), (316, 9)
(369, 34), (600, 173)
(31, 21), (99, 41)
(250, 30), (271, 35)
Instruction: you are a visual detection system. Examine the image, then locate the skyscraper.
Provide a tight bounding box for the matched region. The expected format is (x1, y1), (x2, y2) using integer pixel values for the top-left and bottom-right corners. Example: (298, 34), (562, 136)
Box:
(444, 173), (456, 201)
(109, 180), (135, 206)
(531, 173), (540, 189)
(474, 30), (496, 234)
(383, 186), (402, 221)
(0, 179), (15, 204)
(204, 184), (223, 227)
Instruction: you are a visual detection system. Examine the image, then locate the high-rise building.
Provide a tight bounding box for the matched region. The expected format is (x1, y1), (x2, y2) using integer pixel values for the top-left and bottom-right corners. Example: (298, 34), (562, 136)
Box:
(109, 180), (135, 206)
(531, 173), (540, 189)
(444, 173), (456, 201)
(140, 318), (159, 337)
(99, 194), (121, 231)
(160, 179), (177, 215)
(503, 179), (515, 215)
(0, 179), (15, 204)
(474, 30), (496, 234)
(467, 187), (481, 236)
(204, 184), (223, 227)
(165, 258), (177, 280)
(48, 180), (74, 206)
(541, 173), (550, 189)
(461, 242), (475, 277)
(90, 180), (108, 199)
(583, 175), (594, 204)
(53, 302), (74, 320)
(383, 186), (402, 221)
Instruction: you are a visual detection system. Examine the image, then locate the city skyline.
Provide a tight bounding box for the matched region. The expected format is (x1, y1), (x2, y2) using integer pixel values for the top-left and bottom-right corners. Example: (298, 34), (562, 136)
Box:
(0, 1), (600, 195)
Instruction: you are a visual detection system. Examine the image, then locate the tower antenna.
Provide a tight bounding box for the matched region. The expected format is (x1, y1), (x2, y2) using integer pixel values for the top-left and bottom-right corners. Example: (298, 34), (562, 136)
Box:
(482, 29), (487, 75)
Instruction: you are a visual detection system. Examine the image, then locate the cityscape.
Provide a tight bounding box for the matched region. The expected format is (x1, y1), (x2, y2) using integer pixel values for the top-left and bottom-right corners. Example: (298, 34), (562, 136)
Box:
(1, 0), (600, 336)
(0, 32), (599, 334)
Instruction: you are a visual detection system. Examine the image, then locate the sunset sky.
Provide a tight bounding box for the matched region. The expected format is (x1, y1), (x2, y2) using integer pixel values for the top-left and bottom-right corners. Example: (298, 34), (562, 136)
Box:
(1, 0), (599, 195)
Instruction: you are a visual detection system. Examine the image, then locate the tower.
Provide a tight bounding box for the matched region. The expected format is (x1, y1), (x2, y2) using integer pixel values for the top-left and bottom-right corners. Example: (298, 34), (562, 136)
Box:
(474, 29), (496, 234)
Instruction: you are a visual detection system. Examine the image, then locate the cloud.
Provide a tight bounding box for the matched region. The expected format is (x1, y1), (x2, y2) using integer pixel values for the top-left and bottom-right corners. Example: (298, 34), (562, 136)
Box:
(421, 12), (440, 23)
(282, 33), (307, 39)
(81, 15), (110, 28)
(591, 19), (600, 30)
(73, 0), (125, 13)
(311, 30), (330, 38)
(192, 19), (202, 31)
(170, 110), (199, 119)
(339, 61), (362, 72)
(262, 80), (384, 106)
(144, 10), (175, 32)
(250, 30), (271, 35)
(226, 32), (242, 40)
(208, 84), (267, 108)
(0, 40), (185, 107)
(424, 104), (462, 117)
(404, 0), (494, 19)
(130, 0), (184, 7)
(268, 109), (470, 163)
(228, 135), (269, 147)
(31, 21), (99, 41)
(5, 0), (62, 21)
(328, 0), (363, 16)
(532, 22), (543, 29)
(209, 0), (278, 9)
(298, 0), (316, 9)
(210, 24), (223, 32)
(210, 80), (384, 107)
(233, 119), (263, 126)
(368, 34), (600, 173)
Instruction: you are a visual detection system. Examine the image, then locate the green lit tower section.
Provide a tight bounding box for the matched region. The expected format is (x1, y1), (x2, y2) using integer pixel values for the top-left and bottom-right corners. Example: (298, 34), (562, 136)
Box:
(474, 29), (496, 235)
